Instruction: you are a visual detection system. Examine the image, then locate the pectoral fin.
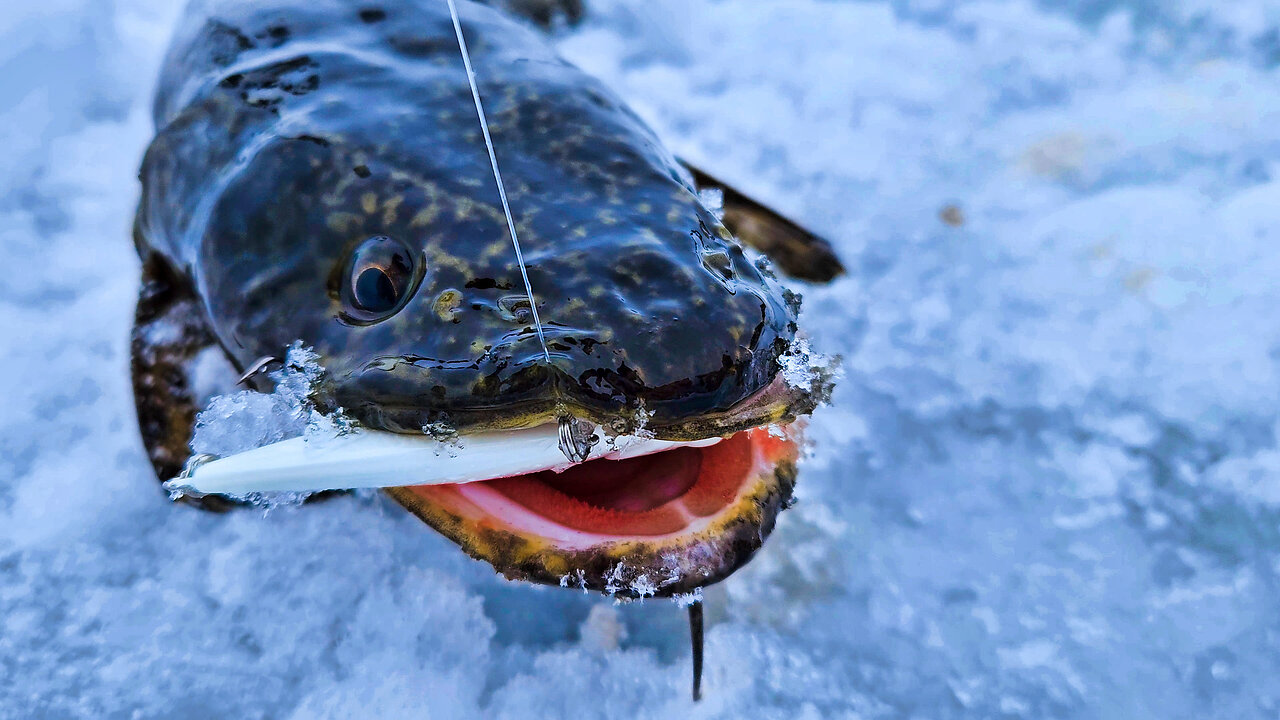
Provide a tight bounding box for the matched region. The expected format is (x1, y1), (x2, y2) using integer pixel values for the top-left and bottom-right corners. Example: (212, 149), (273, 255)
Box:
(684, 163), (844, 284)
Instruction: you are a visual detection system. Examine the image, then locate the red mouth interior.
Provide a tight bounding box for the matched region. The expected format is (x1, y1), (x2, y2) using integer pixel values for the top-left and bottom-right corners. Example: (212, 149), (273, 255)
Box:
(513, 445), (704, 513)
(404, 428), (783, 543)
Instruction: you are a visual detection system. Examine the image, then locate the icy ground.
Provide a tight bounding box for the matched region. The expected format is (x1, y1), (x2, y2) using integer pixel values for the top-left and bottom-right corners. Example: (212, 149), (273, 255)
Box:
(4, 0), (1280, 717)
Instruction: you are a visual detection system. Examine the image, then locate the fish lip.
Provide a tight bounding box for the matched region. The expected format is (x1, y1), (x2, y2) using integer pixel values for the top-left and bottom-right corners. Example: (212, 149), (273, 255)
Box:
(328, 325), (807, 437)
(332, 372), (811, 440)
(385, 425), (800, 598)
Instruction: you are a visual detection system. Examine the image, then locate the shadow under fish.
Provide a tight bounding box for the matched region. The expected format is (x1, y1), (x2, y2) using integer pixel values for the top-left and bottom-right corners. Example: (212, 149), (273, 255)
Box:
(131, 0), (842, 700)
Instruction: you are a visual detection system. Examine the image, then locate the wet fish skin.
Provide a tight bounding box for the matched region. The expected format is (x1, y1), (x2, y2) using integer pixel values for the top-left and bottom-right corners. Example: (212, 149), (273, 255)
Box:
(135, 0), (798, 435)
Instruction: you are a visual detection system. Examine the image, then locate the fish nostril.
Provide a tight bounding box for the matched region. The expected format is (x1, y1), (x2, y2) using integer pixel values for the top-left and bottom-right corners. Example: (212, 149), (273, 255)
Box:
(699, 249), (735, 281)
(496, 295), (533, 324)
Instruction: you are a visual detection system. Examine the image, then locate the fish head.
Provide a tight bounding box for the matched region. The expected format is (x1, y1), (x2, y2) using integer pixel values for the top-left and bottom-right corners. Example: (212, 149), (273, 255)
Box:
(139, 0), (829, 597)
(195, 82), (806, 440)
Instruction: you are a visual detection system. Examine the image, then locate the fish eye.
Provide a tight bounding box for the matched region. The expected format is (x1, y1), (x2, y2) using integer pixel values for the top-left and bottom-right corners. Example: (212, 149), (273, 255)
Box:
(341, 235), (419, 321)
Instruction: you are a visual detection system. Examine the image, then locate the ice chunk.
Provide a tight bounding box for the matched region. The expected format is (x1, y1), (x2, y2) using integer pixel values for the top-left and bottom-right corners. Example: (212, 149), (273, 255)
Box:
(177, 342), (351, 507)
(673, 588), (704, 609)
(698, 187), (725, 221)
(778, 335), (840, 406)
(189, 342), (334, 458)
(628, 574), (658, 599)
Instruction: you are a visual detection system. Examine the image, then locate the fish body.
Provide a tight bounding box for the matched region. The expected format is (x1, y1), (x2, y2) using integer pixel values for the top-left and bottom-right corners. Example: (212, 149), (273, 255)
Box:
(133, 0), (837, 599)
(136, 0), (800, 438)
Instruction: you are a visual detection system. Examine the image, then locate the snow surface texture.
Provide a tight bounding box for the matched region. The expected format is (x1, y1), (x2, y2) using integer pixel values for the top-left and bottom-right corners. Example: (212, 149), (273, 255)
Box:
(3, 0), (1280, 717)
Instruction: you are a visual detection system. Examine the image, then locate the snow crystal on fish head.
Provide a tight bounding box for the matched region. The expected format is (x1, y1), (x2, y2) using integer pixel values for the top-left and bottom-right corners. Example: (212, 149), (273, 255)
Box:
(189, 342), (349, 458)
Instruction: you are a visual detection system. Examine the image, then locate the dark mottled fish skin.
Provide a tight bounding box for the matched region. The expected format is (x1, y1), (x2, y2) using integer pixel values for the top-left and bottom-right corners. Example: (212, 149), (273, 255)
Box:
(136, 0), (798, 435)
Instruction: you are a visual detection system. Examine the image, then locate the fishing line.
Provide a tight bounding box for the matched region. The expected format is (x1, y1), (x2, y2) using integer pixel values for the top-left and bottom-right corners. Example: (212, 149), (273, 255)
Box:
(446, 0), (551, 363)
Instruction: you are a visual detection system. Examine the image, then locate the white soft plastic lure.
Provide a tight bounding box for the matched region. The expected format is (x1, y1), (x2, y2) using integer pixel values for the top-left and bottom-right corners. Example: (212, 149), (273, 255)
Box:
(172, 425), (720, 495)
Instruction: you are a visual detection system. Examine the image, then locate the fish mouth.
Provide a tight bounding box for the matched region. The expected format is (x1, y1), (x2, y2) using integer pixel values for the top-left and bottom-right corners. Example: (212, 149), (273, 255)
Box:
(386, 424), (799, 597)
(131, 257), (813, 598)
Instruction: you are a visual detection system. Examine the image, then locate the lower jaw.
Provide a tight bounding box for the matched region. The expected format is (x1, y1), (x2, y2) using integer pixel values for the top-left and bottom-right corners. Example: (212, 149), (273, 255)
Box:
(386, 426), (800, 598)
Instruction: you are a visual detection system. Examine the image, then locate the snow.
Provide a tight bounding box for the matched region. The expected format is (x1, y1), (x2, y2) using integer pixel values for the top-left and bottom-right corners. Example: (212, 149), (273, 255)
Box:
(4, 0), (1280, 717)
(189, 344), (332, 460)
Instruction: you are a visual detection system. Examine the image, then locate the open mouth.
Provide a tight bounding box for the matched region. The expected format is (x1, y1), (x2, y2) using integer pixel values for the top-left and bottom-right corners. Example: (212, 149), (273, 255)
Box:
(387, 425), (799, 597)
(154, 335), (815, 600)
(170, 406), (801, 597)
(156, 340), (817, 599)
